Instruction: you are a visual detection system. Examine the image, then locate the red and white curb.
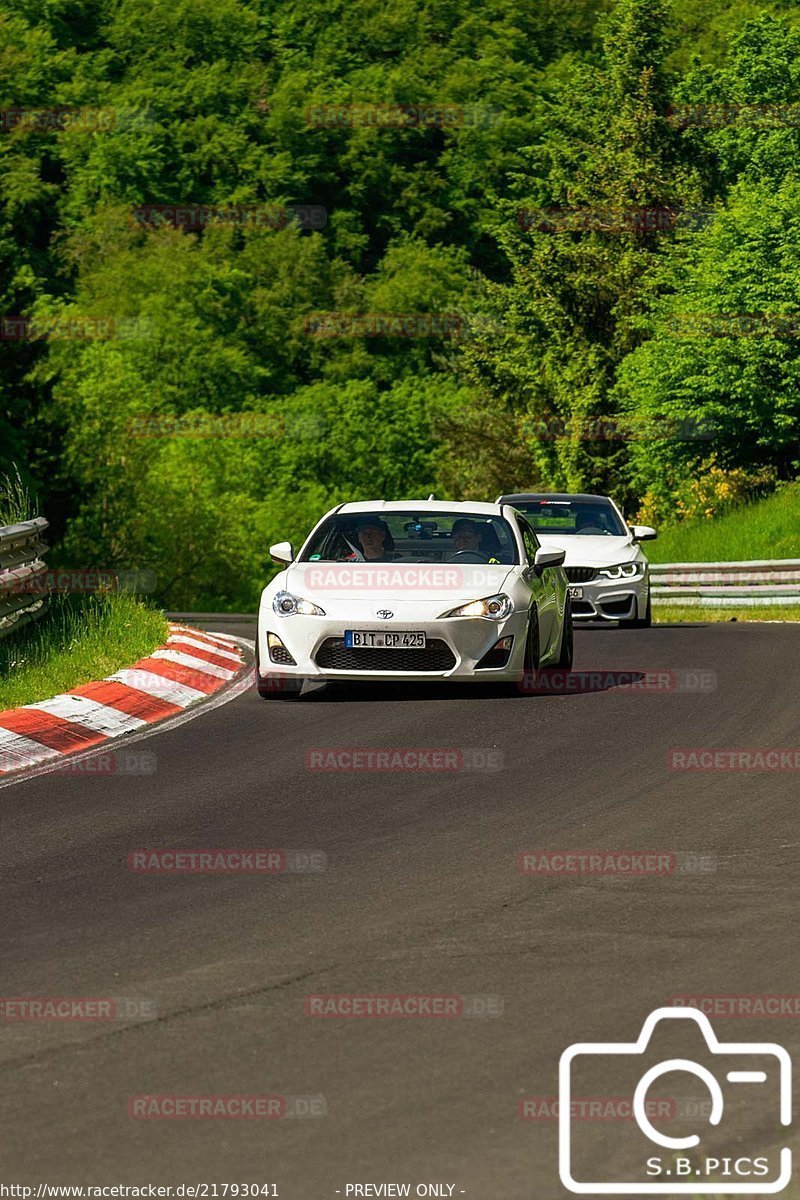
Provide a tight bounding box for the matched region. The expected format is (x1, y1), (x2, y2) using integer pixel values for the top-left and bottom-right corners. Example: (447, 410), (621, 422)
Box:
(0, 624), (249, 779)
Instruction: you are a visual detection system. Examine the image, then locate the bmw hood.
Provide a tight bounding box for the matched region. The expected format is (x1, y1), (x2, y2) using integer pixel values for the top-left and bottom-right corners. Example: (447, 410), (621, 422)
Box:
(535, 534), (640, 567)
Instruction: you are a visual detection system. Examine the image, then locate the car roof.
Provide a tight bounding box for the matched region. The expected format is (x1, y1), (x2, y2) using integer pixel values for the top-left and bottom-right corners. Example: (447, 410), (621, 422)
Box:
(498, 492), (614, 504)
(336, 499), (507, 516)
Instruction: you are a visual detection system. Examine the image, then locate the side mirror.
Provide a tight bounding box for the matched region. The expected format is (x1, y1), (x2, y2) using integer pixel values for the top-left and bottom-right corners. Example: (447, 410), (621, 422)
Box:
(269, 540), (294, 565)
(534, 547), (566, 574)
(631, 525), (657, 542)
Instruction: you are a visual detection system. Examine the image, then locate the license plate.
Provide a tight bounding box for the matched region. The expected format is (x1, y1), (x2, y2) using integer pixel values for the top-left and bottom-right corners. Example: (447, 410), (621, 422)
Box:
(345, 630), (426, 649)
(568, 586), (584, 599)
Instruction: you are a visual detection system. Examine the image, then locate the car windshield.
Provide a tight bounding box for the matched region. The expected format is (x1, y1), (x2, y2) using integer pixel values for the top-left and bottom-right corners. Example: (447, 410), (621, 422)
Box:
(300, 511), (519, 564)
(513, 498), (627, 537)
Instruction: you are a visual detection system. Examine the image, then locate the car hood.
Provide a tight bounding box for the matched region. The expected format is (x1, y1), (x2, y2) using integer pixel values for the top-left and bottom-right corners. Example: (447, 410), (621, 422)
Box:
(535, 534), (640, 567)
(280, 561), (515, 602)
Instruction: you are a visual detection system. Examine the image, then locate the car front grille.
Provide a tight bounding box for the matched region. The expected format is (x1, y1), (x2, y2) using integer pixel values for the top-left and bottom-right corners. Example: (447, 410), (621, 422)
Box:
(315, 638), (456, 673)
(565, 566), (597, 583)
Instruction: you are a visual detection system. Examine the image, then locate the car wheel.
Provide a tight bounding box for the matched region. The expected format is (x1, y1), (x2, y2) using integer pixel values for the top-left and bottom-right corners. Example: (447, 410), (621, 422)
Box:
(620, 592), (652, 629)
(254, 642), (305, 700)
(524, 608), (540, 672)
(555, 598), (574, 669)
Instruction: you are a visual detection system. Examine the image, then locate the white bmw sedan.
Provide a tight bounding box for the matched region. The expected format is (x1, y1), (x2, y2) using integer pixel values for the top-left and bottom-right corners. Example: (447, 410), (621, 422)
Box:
(256, 500), (573, 698)
(496, 492), (656, 626)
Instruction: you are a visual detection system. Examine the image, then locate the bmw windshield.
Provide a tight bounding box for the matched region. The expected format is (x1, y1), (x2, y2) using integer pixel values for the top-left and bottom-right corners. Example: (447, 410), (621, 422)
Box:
(513, 498), (627, 537)
(301, 511), (519, 564)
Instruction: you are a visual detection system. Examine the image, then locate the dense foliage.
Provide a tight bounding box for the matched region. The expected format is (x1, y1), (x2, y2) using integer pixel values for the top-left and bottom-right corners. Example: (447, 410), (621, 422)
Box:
(2, 0), (799, 607)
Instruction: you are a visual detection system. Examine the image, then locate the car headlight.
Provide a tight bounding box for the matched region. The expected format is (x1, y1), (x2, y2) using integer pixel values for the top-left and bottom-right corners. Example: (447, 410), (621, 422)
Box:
(597, 562), (643, 580)
(272, 590), (326, 616)
(440, 593), (514, 619)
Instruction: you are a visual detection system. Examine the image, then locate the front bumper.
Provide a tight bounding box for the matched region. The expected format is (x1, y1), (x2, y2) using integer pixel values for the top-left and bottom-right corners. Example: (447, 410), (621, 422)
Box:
(257, 604), (531, 683)
(567, 574), (648, 622)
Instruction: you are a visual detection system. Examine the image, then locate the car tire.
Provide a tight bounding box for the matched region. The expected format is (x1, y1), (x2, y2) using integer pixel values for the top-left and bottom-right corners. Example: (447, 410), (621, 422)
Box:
(524, 608), (540, 672)
(555, 598), (574, 669)
(620, 591), (652, 629)
(254, 642), (305, 701)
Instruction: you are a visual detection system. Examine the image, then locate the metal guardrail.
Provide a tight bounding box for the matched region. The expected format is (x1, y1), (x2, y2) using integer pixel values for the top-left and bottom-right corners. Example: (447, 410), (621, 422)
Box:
(0, 517), (49, 637)
(649, 559), (800, 606)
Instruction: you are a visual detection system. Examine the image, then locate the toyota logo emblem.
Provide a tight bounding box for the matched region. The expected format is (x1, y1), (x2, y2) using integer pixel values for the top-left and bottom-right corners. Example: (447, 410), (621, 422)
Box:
(376, 610), (394, 619)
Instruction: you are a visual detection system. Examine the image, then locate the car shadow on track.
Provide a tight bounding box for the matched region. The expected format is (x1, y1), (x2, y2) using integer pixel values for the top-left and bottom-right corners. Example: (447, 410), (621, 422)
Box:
(291, 669), (653, 704)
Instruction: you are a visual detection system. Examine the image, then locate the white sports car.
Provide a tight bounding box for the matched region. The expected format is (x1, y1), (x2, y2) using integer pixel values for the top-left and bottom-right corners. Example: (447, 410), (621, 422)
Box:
(496, 492), (656, 626)
(256, 499), (573, 698)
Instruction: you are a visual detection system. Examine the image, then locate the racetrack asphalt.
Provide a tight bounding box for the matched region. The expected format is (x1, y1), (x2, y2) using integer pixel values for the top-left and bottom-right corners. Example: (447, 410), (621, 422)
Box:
(1, 620), (798, 1197)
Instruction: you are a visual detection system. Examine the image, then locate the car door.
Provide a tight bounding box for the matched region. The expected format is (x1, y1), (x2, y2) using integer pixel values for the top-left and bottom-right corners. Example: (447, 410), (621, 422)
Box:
(515, 516), (556, 655)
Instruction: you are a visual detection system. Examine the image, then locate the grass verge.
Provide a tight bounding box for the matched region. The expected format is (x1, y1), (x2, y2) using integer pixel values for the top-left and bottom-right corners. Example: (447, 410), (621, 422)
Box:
(0, 464), (34, 526)
(646, 482), (800, 563)
(0, 592), (169, 710)
(654, 604), (800, 623)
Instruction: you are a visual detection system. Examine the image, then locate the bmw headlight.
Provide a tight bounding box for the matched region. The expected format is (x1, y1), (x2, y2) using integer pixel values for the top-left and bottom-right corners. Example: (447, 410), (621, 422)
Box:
(272, 589), (326, 616)
(440, 593), (514, 619)
(597, 562), (643, 580)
